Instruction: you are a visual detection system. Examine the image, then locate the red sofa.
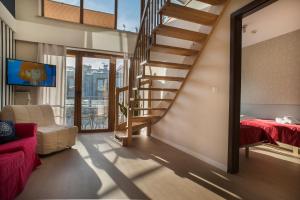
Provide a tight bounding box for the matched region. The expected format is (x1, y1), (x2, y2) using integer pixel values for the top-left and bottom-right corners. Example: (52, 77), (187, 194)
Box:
(0, 123), (41, 200)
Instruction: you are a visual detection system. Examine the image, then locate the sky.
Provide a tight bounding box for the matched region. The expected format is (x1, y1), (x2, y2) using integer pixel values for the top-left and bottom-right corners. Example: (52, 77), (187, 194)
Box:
(52, 0), (140, 32)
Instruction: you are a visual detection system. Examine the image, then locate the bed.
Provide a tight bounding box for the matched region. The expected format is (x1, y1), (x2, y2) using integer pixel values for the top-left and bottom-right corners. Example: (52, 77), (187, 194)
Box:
(240, 119), (300, 156)
(240, 124), (276, 157)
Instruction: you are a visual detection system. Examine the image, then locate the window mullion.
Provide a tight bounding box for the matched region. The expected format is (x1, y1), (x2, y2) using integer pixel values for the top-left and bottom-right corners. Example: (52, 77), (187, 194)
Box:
(80, 0), (84, 24)
(41, 0), (45, 16)
(114, 0), (118, 29)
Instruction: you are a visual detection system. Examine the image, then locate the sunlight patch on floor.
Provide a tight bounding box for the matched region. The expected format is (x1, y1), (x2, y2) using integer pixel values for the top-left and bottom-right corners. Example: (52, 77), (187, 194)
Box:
(133, 166), (226, 200)
(210, 170), (230, 182)
(76, 138), (129, 199)
(103, 148), (162, 179)
(75, 135), (229, 200)
(151, 154), (170, 163)
(251, 145), (300, 164)
(189, 172), (242, 200)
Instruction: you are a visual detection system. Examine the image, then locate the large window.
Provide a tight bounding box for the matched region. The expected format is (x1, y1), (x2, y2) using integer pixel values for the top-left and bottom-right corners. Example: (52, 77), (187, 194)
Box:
(65, 55), (76, 127)
(117, 0), (141, 32)
(44, 0), (81, 23)
(83, 0), (115, 28)
(42, 0), (141, 32)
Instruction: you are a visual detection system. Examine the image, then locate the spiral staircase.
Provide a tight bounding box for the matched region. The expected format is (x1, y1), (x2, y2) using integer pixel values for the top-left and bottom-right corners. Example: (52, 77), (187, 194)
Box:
(114, 0), (228, 146)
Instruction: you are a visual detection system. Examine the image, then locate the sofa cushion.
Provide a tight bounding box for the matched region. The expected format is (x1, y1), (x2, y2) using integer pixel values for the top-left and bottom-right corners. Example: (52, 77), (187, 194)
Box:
(1, 105), (78, 155)
(0, 105), (56, 126)
(0, 121), (17, 144)
(37, 125), (77, 154)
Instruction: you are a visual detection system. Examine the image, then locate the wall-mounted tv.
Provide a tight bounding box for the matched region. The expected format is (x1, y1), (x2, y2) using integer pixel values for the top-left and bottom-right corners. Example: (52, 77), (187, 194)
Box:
(6, 59), (56, 87)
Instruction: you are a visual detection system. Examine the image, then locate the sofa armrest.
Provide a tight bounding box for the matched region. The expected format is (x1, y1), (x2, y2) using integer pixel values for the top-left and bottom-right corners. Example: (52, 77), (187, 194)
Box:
(15, 123), (37, 138)
(0, 151), (24, 172)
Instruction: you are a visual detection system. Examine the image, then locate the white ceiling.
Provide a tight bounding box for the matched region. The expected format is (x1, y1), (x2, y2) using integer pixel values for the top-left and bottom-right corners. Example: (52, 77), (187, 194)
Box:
(242, 0), (300, 47)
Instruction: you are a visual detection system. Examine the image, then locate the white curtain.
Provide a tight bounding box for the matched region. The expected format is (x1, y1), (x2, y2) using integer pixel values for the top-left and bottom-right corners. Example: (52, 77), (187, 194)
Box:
(37, 43), (66, 124)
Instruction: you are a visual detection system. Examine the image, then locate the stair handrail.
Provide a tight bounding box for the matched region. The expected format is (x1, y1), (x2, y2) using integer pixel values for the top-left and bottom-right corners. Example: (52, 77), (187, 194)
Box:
(125, 0), (170, 144)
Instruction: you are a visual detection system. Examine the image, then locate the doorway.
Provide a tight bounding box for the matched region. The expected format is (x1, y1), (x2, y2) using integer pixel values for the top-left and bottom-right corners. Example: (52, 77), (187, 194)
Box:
(228, 0), (277, 173)
(65, 50), (122, 133)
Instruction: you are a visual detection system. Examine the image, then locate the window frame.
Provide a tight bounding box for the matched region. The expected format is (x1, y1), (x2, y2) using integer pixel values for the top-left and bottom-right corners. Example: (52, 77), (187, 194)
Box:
(41, 0), (142, 33)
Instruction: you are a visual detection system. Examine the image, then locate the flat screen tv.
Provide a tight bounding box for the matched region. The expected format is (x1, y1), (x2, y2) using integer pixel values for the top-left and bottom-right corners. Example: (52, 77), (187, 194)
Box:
(6, 59), (56, 87)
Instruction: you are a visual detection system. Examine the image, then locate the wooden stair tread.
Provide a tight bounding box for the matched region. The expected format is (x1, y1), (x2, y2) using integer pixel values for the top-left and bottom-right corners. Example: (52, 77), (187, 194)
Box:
(155, 25), (208, 42)
(133, 107), (168, 111)
(196, 0), (226, 5)
(133, 87), (178, 92)
(132, 122), (148, 129)
(140, 79), (151, 85)
(132, 98), (173, 102)
(114, 131), (127, 139)
(140, 75), (185, 82)
(150, 44), (198, 56)
(131, 115), (161, 122)
(141, 60), (191, 70)
(161, 3), (218, 25)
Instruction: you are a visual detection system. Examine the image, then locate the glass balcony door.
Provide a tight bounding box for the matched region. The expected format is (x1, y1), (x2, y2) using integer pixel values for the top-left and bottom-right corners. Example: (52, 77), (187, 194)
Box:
(65, 55), (76, 127)
(66, 51), (117, 133)
(81, 57), (110, 131)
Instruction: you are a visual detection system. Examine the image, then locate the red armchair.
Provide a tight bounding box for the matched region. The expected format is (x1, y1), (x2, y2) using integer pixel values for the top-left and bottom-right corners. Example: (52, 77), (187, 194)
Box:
(0, 123), (41, 200)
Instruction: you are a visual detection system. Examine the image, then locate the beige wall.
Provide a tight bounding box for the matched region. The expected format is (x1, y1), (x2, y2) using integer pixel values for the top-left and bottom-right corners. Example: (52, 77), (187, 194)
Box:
(13, 0), (137, 105)
(152, 0), (252, 171)
(16, 40), (38, 62)
(241, 29), (300, 105)
(15, 40), (39, 105)
(241, 29), (300, 120)
(14, 0), (137, 53)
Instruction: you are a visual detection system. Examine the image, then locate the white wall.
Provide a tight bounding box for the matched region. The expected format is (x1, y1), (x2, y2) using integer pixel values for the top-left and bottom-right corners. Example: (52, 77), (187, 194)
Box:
(152, 0), (252, 171)
(14, 0), (137, 53)
(242, 0), (300, 47)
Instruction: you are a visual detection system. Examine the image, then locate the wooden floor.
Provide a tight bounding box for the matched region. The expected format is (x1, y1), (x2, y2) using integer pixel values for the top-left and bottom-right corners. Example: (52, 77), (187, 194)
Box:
(17, 133), (300, 200)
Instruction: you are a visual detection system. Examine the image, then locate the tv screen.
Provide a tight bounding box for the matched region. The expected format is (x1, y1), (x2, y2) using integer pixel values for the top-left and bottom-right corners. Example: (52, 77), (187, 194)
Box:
(6, 59), (56, 87)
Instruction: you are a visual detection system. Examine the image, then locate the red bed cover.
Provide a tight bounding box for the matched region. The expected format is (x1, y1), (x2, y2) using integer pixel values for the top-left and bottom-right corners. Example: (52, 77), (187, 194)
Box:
(241, 119), (300, 148)
(240, 124), (276, 146)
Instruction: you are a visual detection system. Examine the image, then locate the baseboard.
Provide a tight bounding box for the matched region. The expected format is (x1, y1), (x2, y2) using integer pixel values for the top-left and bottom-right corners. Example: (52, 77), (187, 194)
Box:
(152, 134), (227, 172)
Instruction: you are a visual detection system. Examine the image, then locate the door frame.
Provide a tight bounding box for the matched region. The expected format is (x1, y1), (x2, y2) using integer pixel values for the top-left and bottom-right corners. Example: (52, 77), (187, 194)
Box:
(227, 0), (277, 174)
(67, 50), (123, 133)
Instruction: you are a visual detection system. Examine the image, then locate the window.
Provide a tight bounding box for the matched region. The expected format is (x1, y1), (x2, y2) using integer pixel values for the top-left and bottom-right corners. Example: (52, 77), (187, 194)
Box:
(117, 0), (141, 32)
(42, 0), (141, 32)
(116, 58), (124, 88)
(44, 0), (81, 23)
(83, 0), (115, 28)
(65, 55), (76, 126)
(97, 79), (104, 91)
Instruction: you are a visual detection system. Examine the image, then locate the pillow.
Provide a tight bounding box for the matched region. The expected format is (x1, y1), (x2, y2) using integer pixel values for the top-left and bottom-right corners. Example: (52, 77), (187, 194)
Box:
(240, 114), (255, 121)
(0, 121), (17, 144)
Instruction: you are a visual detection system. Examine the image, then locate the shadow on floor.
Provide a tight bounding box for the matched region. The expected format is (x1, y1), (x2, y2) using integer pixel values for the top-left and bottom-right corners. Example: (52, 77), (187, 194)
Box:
(82, 133), (300, 200)
(79, 134), (243, 200)
(17, 149), (102, 199)
(78, 136), (151, 199)
(18, 133), (300, 200)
